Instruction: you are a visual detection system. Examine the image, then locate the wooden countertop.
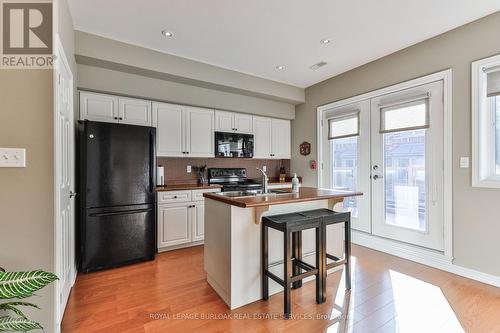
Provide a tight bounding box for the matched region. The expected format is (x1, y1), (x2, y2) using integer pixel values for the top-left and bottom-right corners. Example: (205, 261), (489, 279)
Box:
(156, 184), (222, 192)
(203, 187), (362, 208)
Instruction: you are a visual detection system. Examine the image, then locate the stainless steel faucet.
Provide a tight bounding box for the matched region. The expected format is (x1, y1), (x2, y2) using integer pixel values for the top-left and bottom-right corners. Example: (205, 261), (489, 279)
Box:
(256, 167), (269, 194)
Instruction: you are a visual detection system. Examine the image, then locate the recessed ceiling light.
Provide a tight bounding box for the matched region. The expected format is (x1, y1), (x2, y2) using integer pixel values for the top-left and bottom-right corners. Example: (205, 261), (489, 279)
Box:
(320, 39), (331, 45)
(276, 65), (285, 70)
(161, 30), (174, 38)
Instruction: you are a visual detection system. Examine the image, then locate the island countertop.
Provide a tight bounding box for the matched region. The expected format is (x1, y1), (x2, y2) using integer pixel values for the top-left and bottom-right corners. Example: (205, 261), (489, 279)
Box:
(203, 187), (362, 208)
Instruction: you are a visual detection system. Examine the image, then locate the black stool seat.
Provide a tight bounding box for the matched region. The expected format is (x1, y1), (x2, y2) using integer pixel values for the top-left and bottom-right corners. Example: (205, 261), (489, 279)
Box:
(261, 212), (324, 319)
(262, 212), (322, 231)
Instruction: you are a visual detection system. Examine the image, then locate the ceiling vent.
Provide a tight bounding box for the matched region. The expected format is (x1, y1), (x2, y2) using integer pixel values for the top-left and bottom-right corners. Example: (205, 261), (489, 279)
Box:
(309, 61), (327, 70)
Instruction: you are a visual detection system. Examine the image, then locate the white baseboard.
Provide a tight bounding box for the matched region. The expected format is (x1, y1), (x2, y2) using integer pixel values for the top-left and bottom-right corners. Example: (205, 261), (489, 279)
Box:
(352, 231), (500, 288)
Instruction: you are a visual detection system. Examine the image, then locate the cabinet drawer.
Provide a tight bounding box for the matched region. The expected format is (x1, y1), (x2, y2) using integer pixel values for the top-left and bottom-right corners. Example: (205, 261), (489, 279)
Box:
(157, 191), (191, 204)
(192, 188), (221, 201)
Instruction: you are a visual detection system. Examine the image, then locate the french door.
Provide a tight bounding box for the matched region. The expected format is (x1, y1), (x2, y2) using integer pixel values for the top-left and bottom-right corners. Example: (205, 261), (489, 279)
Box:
(323, 80), (445, 251)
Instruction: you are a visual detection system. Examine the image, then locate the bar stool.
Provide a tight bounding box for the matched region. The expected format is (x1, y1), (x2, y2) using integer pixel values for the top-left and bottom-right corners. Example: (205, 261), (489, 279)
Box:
(299, 209), (351, 301)
(261, 212), (325, 318)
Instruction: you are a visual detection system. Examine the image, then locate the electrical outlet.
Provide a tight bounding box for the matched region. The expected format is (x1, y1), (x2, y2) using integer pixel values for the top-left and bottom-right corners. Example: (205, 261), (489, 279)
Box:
(0, 148), (26, 167)
(187, 165), (192, 173)
(262, 165), (267, 172)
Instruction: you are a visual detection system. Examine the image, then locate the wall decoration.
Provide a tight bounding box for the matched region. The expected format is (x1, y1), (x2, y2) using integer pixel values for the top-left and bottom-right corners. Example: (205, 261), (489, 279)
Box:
(300, 141), (311, 156)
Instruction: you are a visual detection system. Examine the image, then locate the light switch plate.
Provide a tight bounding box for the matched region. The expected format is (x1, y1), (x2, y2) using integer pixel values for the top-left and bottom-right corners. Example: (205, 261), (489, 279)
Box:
(187, 165), (192, 173)
(0, 148), (26, 167)
(262, 165), (267, 172)
(460, 157), (469, 169)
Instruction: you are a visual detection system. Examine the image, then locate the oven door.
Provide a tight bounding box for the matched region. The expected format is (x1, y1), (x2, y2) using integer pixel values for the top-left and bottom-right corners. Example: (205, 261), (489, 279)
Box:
(215, 132), (254, 158)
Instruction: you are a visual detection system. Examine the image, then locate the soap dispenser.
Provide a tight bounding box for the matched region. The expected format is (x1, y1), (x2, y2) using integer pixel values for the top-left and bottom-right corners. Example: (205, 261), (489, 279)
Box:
(291, 173), (300, 193)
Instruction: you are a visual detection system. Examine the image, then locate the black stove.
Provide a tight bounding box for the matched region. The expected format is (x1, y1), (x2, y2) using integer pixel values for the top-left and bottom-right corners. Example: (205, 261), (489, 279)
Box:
(208, 168), (262, 192)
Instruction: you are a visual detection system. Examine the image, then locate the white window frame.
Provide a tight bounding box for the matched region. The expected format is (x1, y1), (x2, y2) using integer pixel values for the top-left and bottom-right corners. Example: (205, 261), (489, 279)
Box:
(472, 54), (500, 188)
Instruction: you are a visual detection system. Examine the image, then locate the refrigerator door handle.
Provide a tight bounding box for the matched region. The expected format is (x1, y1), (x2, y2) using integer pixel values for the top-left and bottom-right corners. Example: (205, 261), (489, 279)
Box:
(89, 208), (153, 218)
(149, 130), (156, 193)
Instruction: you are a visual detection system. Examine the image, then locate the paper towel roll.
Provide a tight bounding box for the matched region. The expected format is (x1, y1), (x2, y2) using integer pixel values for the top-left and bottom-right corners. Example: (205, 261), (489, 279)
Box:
(157, 166), (165, 186)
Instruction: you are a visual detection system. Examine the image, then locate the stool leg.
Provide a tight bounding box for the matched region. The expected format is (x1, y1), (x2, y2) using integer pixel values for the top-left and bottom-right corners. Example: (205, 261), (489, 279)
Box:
(292, 231), (303, 289)
(262, 224), (269, 300)
(315, 226), (325, 304)
(321, 223), (327, 303)
(344, 217), (351, 291)
(284, 230), (292, 319)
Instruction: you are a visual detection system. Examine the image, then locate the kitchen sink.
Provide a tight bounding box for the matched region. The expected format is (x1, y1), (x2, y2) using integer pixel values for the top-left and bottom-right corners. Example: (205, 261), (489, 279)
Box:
(216, 189), (291, 198)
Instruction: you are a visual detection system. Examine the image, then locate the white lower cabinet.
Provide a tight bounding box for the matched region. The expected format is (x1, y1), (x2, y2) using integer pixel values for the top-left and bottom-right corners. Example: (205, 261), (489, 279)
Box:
(157, 188), (220, 251)
(192, 204), (205, 242)
(158, 204), (191, 248)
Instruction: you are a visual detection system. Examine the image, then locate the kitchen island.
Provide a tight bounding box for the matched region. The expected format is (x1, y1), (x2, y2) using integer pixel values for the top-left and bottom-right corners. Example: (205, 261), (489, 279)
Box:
(202, 187), (362, 309)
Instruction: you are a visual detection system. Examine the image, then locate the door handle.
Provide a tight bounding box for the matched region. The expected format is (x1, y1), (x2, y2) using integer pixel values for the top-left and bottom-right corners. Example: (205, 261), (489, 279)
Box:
(372, 175), (383, 180)
(69, 191), (77, 198)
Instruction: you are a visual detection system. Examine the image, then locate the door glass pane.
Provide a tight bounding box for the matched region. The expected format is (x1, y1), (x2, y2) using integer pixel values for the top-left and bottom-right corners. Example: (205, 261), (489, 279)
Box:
(331, 136), (358, 217)
(384, 129), (426, 231)
(494, 96), (500, 174)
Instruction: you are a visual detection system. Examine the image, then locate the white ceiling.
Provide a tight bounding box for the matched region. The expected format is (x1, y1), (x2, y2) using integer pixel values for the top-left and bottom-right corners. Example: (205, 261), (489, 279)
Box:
(68, 0), (500, 88)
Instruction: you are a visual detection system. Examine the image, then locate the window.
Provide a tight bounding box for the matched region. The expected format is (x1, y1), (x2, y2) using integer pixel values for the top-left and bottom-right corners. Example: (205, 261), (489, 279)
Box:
(472, 54), (500, 187)
(329, 112), (360, 216)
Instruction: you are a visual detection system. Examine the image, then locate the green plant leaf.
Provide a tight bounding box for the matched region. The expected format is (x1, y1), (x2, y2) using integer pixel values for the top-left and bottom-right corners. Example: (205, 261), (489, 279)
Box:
(0, 302), (40, 319)
(0, 270), (58, 299)
(0, 316), (42, 332)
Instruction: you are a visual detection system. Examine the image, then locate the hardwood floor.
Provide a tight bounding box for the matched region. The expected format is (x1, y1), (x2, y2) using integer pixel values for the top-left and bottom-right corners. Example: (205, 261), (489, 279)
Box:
(62, 245), (500, 333)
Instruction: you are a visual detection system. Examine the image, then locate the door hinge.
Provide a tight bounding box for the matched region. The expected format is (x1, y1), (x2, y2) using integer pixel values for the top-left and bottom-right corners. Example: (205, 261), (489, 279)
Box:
(321, 119), (324, 127)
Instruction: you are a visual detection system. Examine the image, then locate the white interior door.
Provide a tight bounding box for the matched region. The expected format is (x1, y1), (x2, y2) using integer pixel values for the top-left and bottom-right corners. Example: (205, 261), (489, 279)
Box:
(55, 38), (75, 326)
(370, 81), (444, 250)
(321, 100), (371, 233)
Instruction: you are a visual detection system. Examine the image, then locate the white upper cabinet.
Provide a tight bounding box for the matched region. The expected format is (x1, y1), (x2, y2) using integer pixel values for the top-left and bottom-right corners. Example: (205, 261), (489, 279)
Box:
(271, 119), (291, 159)
(118, 97), (152, 126)
(253, 116), (272, 158)
(234, 113), (253, 134)
(215, 110), (253, 134)
(80, 91), (118, 123)
(80, 91), (153, 126)
(185, 107), (214, 157)
(253, 116), (291, 159)
(155, 102), (185, 157)
(215, 110), (234, 132)
(155, 102), (214, 158)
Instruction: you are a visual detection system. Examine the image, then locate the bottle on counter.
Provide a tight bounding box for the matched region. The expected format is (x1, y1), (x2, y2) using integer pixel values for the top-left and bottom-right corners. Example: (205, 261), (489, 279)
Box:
(291, 173), (300, 193)
(279, 166), (286, 183)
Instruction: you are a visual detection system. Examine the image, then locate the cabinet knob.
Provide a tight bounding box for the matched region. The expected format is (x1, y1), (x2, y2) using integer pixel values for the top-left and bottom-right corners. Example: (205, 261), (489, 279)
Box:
(173, 195), (178, 198)
(114, 117), (118, 120)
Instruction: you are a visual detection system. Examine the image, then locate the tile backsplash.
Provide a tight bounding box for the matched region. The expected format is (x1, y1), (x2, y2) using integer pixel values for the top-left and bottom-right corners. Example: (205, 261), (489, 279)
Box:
(158, 157), (291, 185)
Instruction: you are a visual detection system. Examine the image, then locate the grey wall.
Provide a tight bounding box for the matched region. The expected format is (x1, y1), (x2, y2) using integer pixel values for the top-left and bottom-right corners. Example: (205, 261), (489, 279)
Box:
(0, 71), (55, 331)
(292, 11), (500, 276)
(77, 64), (296, 119)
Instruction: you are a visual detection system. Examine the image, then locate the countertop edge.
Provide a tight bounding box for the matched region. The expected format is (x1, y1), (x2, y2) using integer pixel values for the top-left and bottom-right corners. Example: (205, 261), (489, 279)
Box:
(203, 188), (363, 208)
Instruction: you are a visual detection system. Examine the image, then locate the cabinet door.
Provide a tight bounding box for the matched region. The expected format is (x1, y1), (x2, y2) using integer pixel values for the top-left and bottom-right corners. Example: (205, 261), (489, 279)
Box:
(158, 204), (191, 248)
(253, 116), (272, 158)
(234, 113), (253, 134)
(155, 102), (185, 157)
(118, 97), (152, 126)
(192, 204), (205, 242)
(185, 107), (214, 157)
(271, 119), (291, 159)
(215, 110), (234, 132)
(80, 91), (118, 123)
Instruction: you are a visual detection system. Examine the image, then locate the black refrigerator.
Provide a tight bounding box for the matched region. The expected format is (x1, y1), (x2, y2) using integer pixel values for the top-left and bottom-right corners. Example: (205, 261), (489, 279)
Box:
(78, 120), (156, 273)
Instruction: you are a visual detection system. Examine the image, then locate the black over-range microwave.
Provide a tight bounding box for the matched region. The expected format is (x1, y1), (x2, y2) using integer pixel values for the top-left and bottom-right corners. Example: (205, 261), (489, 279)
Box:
(215, 132), (254, 158)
